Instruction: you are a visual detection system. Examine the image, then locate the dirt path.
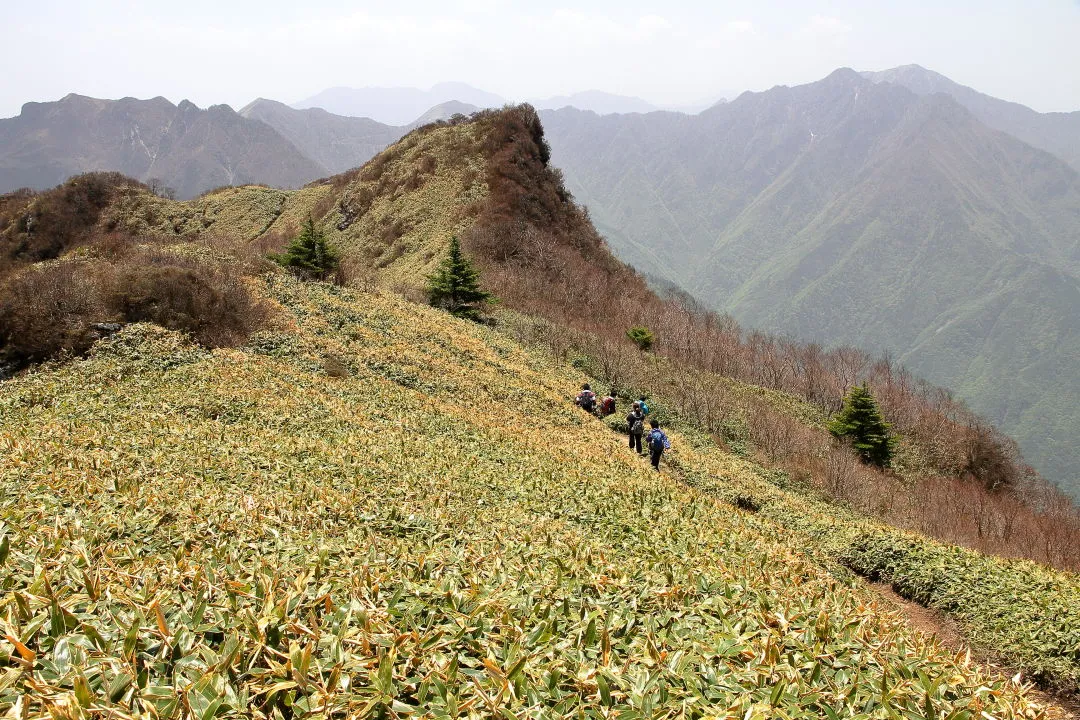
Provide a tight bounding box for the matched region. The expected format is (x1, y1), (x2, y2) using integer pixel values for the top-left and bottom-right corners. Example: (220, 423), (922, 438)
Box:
(867, 581), (1080, 719)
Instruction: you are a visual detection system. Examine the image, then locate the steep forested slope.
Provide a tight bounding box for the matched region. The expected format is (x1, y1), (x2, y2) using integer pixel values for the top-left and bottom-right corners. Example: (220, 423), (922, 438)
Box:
(539, 69), (1080, 495)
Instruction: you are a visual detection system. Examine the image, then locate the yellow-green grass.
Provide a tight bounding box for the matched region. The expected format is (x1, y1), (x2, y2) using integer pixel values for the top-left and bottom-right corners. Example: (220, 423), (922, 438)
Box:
(100, 122), (489, 294)
(0, 277), (1043, 718)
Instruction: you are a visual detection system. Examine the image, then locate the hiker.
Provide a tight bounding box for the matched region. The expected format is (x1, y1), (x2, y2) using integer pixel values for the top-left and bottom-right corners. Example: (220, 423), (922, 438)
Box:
(575, 383), (597, 414)
(626, 402), (645, 454)
(600, 390), (616, 417)
(646, 418), (670, 471)
(638, 396), (650, 416)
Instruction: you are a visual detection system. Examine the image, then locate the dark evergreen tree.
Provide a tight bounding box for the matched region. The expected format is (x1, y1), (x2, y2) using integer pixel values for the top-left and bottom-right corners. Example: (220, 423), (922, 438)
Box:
(829, 384), (896, 468)
(425, 236), (494, 321)
(271, 216), (340, 281)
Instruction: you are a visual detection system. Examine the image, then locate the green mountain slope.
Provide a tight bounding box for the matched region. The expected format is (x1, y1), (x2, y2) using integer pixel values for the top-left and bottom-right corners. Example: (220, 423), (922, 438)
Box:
(539, 69), (1080, 496)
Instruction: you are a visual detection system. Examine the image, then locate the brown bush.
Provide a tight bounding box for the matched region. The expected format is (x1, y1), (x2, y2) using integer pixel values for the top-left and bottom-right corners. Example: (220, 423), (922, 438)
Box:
(0, 246), (266, 368)
(0, 173), (141, 269)
(0, 262), (106, 365)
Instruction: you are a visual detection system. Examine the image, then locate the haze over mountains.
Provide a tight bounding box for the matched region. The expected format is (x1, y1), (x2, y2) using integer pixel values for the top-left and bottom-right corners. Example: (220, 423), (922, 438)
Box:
(293, 82), (505, 125)
(0, 86), (677, 197)
(862, 65), (1080, 173)
(293, 82), (679, 123)
(0, 65), (1077, 496)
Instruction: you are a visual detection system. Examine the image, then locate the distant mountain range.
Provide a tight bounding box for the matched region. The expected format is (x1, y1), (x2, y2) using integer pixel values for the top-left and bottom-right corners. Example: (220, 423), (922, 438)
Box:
(0, 66), (1077, 495)
(531, 90), (658, 114)
(293, 82), (505, 126)
(539, 66), (1080, 495)
(293, 82), (681, 122)
(237, 99), (407, 176)
(0, 94), (324, 199)
(862, 65), (1080, 173)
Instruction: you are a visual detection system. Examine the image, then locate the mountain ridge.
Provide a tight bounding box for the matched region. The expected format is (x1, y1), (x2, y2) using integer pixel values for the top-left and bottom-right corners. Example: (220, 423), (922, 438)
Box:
(2, 68), (1077, 492)
(861, 63), (1080, 172)
(538, 69), (1080, 494)
(0, 93), (324, 199)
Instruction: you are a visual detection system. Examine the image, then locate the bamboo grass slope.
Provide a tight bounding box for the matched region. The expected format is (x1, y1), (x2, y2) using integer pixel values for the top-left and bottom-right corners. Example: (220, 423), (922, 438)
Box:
(0, 277), (1047, 718)
(662, 429), (1080, 696)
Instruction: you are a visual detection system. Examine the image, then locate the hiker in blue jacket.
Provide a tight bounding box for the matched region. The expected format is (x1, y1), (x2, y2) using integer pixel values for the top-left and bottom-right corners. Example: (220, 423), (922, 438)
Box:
(646, 418), (670, 471)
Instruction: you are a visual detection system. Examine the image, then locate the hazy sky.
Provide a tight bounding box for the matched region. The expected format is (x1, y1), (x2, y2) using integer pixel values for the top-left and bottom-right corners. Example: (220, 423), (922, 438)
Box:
(4, 0), (1080, 117)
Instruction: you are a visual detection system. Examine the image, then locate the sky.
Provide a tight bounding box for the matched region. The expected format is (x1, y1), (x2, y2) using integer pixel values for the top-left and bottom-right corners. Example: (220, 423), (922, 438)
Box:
(4, 0), (1080, 118)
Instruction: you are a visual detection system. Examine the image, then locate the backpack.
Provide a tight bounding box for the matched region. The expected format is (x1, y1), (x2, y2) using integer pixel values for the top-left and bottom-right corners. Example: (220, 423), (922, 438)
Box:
(601, 397), (616, 416)
(630, 417), (644, 435)
(639, 400), (650, 416)
(578, 391), (596, 411)
(649, 429), (668, 452)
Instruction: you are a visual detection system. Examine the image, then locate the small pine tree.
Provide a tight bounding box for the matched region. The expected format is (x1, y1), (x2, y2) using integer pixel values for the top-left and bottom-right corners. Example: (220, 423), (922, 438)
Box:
(626, 326), (654, 352)
(426, 236), (494, 321)
(271, 216), (340, 281)
(829, 384), (896, 468)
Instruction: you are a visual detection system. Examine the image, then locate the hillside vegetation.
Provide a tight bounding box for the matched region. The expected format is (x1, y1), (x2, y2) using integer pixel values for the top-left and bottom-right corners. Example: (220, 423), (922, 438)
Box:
(2, 107), (1080, 715)
(0, 275), (1052, 717)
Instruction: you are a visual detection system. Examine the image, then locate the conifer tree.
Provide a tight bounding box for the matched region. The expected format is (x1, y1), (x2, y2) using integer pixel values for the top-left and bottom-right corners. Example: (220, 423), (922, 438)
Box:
(271, 216), (340, 281)
(426, 236), (494, 322)
(829, 384), (896, 468)
(626, 326), (655, 352)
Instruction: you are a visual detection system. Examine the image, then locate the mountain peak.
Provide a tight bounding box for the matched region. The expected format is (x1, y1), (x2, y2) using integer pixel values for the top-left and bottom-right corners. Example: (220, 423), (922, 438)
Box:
(820, 67), (866, 88)
(410, 100), (480, 127)
(862, 65), (956, 95)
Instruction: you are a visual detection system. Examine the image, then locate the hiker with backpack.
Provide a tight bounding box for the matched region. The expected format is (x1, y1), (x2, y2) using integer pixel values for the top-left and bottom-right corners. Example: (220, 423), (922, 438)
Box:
(600, 390), (616, 417)
(646, 418), (670, 471)
(626, 401), (646, 454)
(575, 383), (597, 414)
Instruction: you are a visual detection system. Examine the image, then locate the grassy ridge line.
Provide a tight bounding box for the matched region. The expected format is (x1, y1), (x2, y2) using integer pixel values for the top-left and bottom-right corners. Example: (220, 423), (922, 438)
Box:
(102, 121), (488, 292)
(0, 277), (1043, 717)
(657, 425), (1080, 695)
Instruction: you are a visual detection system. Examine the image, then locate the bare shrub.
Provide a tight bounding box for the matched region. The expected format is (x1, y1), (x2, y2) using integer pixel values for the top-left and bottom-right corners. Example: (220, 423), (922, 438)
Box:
(0, 245), (267, 368)
(0, 262), (106, 364)
(1, 172), (138, 267)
